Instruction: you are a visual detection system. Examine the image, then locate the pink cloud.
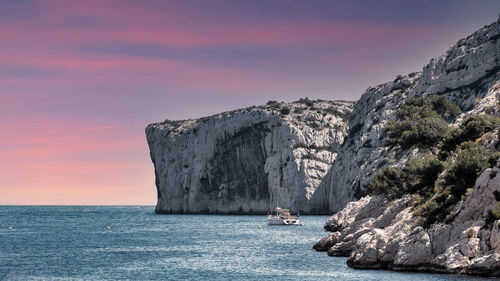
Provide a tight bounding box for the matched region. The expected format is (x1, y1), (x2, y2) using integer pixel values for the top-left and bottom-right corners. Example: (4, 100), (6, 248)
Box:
(0, 117), (155, 205)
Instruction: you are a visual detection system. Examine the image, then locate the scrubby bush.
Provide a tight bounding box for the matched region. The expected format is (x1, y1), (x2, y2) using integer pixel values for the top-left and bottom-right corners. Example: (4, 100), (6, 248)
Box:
(414, 198), (449, 227)
(442, 114), (500, 152)
(412, 141), (499, 227)
(266, 100), (281, 109)
(461, 114), (499, 138)
(298, 97), (314, 107)
(405, 155), (444, 196)
(294, 107), (304, 114)
(366, 154), (443, 199)
(444, 142), (491, 196)
(413, 187), (455, 227)
(366, 166), (407, 199)
(280, 106), (290, 115)
(398, 118), (449, 148)
(384, 95), (460, 148)
(395, 95), (461, 121)
(414, 199), (440, 220)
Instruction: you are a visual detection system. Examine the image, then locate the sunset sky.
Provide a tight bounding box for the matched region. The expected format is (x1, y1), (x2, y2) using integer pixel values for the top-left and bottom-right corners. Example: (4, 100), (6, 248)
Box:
(1, 0), (500, 205)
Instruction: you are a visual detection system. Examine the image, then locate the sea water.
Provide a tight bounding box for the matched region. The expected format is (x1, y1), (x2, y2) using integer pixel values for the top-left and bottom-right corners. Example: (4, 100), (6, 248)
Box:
(0, 206), (492, 280)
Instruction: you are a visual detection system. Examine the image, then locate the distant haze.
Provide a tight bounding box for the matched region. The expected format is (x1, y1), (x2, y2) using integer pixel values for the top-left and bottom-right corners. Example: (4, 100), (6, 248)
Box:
(1, 0), (500, 204)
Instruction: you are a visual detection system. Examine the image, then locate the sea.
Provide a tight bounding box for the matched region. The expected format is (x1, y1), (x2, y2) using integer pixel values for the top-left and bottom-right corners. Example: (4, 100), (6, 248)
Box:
(0, 206), (493, 280)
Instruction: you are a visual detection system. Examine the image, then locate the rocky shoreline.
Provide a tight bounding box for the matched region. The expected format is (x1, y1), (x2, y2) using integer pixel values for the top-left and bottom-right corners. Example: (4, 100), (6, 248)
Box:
(311, 17), (500, 277)
(314, 164), (500, 276)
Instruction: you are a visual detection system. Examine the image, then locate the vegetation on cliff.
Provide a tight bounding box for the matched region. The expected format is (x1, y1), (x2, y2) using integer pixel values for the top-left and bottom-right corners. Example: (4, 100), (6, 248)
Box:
(367, 94), (500, 227)
(383, 95), (461, 148)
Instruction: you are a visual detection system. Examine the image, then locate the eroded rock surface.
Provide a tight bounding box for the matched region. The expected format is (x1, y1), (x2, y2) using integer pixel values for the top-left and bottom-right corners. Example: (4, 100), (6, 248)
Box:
(314, 19), (500, 276)
(146, 101), (353, 213)
(324, 19), (500, 212)
(316, 164), (500, 276)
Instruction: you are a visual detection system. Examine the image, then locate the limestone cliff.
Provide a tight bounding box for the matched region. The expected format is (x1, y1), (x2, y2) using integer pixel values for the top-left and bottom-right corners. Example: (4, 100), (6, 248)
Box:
(148, 16), (500, 275)
(314, 160), (500, 276)
(147, 18), (500, 215)
(146, 100), (353, 214)
(325, 18), (500, 212)
(314, 18), (500, 276)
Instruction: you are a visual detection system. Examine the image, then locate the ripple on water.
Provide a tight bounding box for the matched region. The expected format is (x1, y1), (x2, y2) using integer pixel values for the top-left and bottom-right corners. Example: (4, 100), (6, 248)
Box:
(0, 206), (492, 281)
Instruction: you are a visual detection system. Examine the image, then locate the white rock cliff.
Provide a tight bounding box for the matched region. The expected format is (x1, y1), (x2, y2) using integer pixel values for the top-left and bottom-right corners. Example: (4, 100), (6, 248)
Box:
(147, 19), (500, 214)
(325, 19), (500, 212)
(147, 17), (500, 275)
(146, 101), (353, 213)
(314, 162), (500, 276)
(313, 18), (500, 276)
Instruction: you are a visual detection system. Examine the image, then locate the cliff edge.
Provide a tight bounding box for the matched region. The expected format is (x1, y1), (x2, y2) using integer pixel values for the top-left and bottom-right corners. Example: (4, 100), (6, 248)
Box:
(314, 18), (500, 276)
(146, 100), (353, 214)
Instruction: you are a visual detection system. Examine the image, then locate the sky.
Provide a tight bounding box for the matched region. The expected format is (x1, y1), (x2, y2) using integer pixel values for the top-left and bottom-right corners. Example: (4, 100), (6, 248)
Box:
(1, 0), (500, 205)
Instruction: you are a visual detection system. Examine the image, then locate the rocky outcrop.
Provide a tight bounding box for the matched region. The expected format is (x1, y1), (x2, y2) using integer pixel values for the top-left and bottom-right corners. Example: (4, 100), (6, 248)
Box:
(313, 18), (500, 276)
(315, 78), (500, 275)
(147, 18), (500, 215)
(146, 100), (353, 214)
(325, 18), (500, 212)
(315, 164), (500, 276)
(146, 16), (500, 275)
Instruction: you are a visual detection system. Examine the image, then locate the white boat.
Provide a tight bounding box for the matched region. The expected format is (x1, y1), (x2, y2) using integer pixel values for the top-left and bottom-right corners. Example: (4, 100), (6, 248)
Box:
(267, 207), (300, 225)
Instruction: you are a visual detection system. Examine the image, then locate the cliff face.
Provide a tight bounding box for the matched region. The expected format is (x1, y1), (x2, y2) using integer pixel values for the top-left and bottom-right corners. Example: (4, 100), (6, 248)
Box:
(313, 18), (500, 276)
(314, 159), (500, 276)
(146, 101), (353, 214)
(147, 18), (500, 216)
(326, 19), (500, 212)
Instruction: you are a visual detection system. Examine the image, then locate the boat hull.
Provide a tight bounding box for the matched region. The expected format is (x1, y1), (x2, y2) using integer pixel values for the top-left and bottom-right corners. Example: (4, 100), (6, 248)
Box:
(267, 217), (300, 225)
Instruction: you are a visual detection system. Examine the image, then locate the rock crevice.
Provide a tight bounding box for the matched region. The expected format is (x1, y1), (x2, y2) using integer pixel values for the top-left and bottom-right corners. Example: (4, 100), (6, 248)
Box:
(146, 101), (353, 214)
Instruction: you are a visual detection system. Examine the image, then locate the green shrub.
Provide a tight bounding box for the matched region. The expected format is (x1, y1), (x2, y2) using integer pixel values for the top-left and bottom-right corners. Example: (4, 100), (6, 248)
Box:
(413, 141), (499, 226)
(442, 114), (500, 152)
(396, 95), (461, 121)
(398, 118), (449, 148)
(462, 114), (499, 139)
(383, 95), (460, 148)
(383, 120), (413, 146)
(280, 106), (291, 115)
(414, 199), (439, 219)
(298, 97), (314, 107)
(414, 197), (450, 228)
(366, 166), (407, 199)
(294, 108), (304, 114)
(412, 186), (456, 227)
(266, 100), (281, 109)
(405, 155), (444, 196)
(366, 154), (444, 199)
(445, 142), (491, 196)
(440, 127), (464, 152)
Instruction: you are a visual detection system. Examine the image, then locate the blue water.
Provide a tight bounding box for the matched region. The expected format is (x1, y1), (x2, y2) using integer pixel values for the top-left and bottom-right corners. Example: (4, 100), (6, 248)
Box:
(0, 206), (492, 280)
